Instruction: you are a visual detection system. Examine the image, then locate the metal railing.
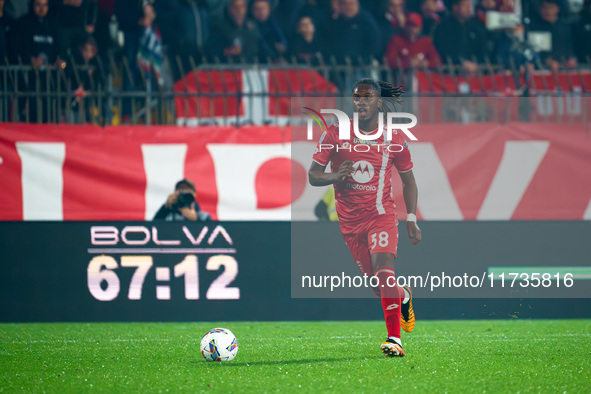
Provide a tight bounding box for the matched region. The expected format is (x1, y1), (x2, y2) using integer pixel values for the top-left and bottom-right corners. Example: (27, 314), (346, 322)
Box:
(0, 54), (589, 125)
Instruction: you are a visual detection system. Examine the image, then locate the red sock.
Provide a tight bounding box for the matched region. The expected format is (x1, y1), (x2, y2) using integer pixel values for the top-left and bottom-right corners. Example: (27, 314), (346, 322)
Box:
(374, 267), (405, 339)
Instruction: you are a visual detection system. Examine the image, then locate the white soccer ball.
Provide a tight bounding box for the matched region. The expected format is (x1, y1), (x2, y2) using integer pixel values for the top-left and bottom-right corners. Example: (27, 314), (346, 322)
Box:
(200, 328), (238, 362)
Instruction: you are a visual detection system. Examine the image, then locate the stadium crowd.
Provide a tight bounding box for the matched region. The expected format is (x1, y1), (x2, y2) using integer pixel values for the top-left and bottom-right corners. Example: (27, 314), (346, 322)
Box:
(1, 0), (590, 71)
(0, 0), (589, 123)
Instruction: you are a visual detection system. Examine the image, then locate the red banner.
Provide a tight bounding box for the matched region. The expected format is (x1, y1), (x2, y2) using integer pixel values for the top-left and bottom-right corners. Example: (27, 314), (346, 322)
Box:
(173, 69), (337, 125)
(415, 70), (591, 95)
(413, 96), (591, 124)
(0, 123), (590, 221)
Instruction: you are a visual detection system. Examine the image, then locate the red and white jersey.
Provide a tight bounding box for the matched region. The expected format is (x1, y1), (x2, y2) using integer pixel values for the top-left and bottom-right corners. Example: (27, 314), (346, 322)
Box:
(312, 120), (413, 229)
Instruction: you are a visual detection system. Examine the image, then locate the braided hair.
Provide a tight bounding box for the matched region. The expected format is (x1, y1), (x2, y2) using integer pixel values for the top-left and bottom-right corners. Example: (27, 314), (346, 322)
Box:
(353, 78), (404, 113)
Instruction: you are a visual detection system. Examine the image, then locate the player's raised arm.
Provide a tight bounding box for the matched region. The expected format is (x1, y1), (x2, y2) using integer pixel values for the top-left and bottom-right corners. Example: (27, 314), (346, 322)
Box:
(399, 170), (421, 245)
(308, 160), (354, 186)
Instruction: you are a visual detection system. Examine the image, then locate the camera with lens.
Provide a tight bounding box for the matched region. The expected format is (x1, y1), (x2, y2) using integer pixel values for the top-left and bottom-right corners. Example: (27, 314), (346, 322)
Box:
(175, 192), (195, 208)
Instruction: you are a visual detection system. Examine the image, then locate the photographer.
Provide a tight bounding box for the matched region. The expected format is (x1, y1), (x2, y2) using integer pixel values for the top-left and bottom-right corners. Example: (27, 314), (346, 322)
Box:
(153, 179), (212, 222)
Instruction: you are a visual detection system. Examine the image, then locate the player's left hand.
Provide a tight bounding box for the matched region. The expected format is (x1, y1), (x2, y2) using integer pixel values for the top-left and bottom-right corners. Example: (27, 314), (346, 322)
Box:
(407, 222), (421, 245)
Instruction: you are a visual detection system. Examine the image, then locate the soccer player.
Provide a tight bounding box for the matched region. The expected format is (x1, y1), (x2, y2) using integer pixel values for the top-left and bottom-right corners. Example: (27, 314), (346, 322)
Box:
(308, 78), (421, 357)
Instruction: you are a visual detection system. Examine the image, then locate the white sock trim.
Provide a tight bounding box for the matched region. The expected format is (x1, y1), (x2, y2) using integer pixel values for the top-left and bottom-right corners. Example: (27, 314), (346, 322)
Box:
(374, 268), (394, 277)
(402, 287), (410, 304)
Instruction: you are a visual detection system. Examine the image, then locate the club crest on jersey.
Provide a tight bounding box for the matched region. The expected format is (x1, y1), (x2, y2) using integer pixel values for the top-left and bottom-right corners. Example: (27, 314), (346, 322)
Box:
(351, 160), (374, 184)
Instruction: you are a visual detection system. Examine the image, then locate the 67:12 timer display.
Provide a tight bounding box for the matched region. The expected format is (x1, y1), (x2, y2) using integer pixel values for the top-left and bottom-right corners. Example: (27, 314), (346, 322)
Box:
(87, 255), (239, 301)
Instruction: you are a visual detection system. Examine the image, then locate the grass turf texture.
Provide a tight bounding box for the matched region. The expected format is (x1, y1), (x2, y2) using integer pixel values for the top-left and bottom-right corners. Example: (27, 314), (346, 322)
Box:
(1, 320), (590, 392)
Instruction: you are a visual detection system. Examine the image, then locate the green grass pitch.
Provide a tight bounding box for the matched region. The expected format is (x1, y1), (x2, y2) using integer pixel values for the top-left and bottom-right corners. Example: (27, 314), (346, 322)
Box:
(1, 320), (590, 392)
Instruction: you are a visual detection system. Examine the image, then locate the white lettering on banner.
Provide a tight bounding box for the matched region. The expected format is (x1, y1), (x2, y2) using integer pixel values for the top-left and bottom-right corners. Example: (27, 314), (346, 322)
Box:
(207, 143), (292, 220)
(584, 197), (591, 220)
(409, 143), (463, 220)
(16, 142), (65, 220)
(141, 144), (188, 220)
(5, 125), (588, 221)
(478, 141), (549, 220)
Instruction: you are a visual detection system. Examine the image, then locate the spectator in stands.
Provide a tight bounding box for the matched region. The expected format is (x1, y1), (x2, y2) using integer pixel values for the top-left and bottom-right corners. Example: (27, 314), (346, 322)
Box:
(115, 0), (157, 122)
(204, 0), (259, 62)
(14, 0), (59, 66)
(68, 35), (103, 89)
(385, 12), (441, 69)
(417, 0), (441, 37)
(0, 0), (15, 62)
(250, 0), (288, 61)
(529, 0), (577, 72)
(474, 0), (503, 63)
(475, 0), (496, 16)
(433, 0), (486, 72)
(359, 0), (383, 20)
(299, 0), (339, 27)
(376, 0), (406, 58)
(67, 35), (105, 122)
(319, 0), (380, 63)
(289, 15), (321, 62)
(382, 0), (406, 30)
(153, 179), (212, 221)
(12, 0), (60, 122)
(273, 0), (305, 35)
(94, 0), (115, 57)
(115, 0), (156, 73)
(58, 0), (98, 60)
(5, 0), (59, 20)
(572, 0), (591, 63)
(157, 0), (210, 80)
(474, 0), (525, 66)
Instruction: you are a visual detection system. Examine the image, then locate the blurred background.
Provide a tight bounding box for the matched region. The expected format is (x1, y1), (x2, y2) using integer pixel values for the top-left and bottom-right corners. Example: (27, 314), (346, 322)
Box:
(0, 0), (589, 124)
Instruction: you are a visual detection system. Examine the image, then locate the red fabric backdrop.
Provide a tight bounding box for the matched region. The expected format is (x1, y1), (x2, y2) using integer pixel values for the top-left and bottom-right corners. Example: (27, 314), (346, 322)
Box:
(0, 122), (589, 220)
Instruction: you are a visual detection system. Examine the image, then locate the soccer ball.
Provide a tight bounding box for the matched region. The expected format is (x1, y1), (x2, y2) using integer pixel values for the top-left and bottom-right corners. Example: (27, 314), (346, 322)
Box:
(200, 328), (238, 362)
